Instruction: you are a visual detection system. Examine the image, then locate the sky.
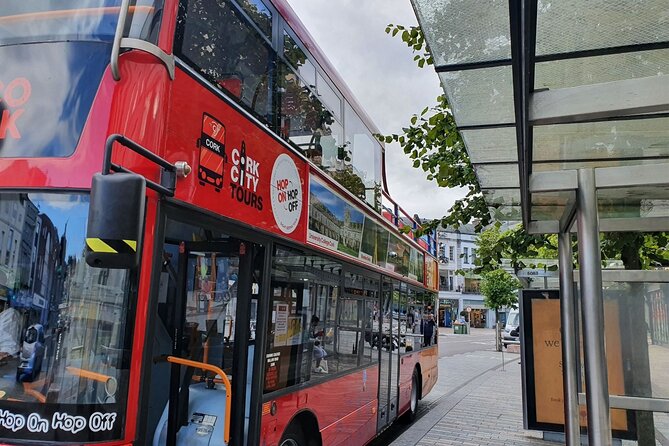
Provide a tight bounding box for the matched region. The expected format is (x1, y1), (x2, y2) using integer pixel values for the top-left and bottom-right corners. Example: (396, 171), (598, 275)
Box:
(285, 0), (466, 220)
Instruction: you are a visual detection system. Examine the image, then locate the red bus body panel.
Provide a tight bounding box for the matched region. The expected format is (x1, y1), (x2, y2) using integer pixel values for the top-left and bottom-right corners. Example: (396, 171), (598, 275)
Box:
(164, 69), (308, 243)
(261, 366), (379, 446)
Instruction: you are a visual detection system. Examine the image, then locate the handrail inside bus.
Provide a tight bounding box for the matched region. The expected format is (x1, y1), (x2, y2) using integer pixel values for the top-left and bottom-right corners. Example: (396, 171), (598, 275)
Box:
(165, 355), (232, 444)
(22, 382), (46, 403)
(65, 366), (120, 399)
(66, 366), (113, 384)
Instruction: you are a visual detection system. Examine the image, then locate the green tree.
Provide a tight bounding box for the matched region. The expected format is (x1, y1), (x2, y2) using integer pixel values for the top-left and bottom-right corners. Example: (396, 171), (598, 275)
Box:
(480, 269), (520, 313)
(380, 25), (488, 231)
(480, 269), (521, 351)
(471, 223), (558, 289)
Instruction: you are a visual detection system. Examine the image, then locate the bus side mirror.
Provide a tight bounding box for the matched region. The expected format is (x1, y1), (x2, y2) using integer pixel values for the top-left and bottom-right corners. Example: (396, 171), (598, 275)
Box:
(86, 173), (146, 269)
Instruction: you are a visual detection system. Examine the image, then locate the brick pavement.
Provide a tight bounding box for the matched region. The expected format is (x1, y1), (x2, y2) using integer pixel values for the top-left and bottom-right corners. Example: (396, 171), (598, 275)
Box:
(390, 329), (669, 446)
(391, 347), (548, 446)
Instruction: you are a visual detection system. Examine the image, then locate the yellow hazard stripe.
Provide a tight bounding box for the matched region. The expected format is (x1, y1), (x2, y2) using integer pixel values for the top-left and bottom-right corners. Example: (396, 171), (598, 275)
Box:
(123, 240), (137, 251)
(86, 238), (117, 253)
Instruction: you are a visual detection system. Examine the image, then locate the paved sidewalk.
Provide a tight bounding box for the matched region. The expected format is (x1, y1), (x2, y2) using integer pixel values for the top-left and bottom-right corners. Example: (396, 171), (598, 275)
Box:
(391, 349), (548, 446)
(390, 330), (669, 446)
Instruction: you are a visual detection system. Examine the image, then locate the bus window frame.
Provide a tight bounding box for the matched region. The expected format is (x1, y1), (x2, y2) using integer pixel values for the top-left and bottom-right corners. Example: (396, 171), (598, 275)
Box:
(173, 0), (277, 124)
(261, 241), (434, 401)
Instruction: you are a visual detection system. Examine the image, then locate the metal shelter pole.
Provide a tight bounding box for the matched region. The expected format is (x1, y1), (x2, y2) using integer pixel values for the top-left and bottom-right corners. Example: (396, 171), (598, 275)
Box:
(576, 168), (612, 446)
(559, 231), (580, 445)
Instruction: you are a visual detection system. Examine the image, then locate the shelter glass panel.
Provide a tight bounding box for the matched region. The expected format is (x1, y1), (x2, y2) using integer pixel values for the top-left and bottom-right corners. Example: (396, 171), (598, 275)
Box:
(577, 280), (669, 401)
(473, 164), (520, 189)
(532, 159), (665, 173)
(530, 191), (574, 221)
(535, 49), (669, 90)
(489, 205), (522, 222)
(597, 187), (669, 219)
(461, 127), (518, 164)
(412, 0), (511, 66)
(438, 66), (515, 126)
(482, 189), (522, 207)
(533, 118), (669, 163)
(535, 0), (669, 56)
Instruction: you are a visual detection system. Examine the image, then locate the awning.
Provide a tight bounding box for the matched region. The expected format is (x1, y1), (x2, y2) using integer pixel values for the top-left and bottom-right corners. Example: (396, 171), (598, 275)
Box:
(411, 0), (669, 233)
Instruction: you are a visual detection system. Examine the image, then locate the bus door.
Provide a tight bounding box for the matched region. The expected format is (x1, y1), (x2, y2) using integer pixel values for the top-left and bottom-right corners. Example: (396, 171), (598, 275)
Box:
(146, 230), (264, 446)
(377, 277), (399, 430)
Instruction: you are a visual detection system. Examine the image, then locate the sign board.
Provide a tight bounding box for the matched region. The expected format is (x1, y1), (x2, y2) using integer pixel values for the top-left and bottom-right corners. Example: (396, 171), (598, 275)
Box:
(466, 306), (471, 312)
(517, 269), (558, 278)
(520, 289), (633, 439)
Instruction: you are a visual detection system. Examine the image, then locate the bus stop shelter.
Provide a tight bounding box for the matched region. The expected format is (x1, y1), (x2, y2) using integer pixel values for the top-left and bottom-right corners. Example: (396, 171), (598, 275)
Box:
(410, 1), (669, 445)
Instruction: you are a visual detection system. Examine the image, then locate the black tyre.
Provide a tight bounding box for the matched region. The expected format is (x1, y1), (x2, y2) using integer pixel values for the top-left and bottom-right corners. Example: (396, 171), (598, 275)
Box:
(402, 370), (420, 423)
(279, 423), (306, 446)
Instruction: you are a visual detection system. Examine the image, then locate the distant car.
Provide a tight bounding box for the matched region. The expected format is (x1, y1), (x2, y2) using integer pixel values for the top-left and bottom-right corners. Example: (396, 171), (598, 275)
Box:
(503, 310), (520, 348)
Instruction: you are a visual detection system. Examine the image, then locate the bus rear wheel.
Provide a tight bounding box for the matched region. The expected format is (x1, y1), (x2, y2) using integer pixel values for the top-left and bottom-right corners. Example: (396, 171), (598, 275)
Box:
(402, 369), (420, 423)
(279, 423), (306, 446)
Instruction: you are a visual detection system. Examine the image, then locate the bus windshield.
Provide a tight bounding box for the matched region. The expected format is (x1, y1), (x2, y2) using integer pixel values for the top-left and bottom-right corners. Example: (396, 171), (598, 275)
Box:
(0, 192), (134, 443)
(0, 0), (163, 46)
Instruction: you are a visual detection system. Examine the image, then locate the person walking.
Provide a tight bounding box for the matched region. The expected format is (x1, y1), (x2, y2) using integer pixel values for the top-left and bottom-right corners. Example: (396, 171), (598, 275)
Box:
(423, 313), (436, 346)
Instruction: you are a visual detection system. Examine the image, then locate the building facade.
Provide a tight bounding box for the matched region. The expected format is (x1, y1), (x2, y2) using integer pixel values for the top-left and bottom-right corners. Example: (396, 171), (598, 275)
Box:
(436, 225), (495, 328)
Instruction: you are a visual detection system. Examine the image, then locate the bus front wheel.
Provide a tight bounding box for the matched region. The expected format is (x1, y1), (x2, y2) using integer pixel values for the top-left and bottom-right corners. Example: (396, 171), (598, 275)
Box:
(279, 423), (306, 446)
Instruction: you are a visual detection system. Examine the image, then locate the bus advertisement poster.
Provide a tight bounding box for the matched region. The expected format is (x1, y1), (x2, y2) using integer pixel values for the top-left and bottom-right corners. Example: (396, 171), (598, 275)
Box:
(168, 72), (308, 243)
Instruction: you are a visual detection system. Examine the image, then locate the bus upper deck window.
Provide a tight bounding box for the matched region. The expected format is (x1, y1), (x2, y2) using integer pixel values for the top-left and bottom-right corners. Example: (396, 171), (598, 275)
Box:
(0, 0), (164, 46)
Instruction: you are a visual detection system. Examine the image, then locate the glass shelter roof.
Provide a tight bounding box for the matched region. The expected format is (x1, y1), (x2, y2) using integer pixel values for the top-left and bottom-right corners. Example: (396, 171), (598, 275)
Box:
(412, 0), (669, 233)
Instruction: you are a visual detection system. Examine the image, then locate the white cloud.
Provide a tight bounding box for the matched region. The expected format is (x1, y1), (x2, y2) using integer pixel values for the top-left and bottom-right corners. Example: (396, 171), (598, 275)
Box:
(286, 0), (465, 219)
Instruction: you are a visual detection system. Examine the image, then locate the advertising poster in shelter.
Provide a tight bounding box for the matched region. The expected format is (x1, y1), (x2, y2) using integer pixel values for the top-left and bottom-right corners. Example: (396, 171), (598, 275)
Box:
(308, 176), (364, 257)
(521, 290), (631, 438)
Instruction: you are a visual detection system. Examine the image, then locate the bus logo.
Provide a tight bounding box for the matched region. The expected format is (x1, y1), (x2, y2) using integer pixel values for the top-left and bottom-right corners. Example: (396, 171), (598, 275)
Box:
(270, 154), (302, 234)
(198, 113), (226, 192)
(0, 77), (31, 140)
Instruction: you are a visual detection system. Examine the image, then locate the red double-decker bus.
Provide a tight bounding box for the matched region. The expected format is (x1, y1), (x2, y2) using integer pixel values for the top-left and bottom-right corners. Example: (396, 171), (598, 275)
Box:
(0, 0), (439, 445)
